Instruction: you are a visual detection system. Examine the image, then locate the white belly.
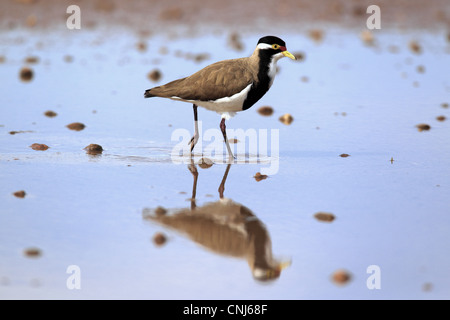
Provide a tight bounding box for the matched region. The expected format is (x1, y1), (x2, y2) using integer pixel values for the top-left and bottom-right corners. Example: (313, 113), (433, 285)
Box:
(171, 83), (253, 120)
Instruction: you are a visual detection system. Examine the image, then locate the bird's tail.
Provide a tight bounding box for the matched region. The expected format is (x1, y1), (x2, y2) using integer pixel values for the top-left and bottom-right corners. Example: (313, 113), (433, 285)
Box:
(144, 89), (155, 98)
(144, 88), (160, 98)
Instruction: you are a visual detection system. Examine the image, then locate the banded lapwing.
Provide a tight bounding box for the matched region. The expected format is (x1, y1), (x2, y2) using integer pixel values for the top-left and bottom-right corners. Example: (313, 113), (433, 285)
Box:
(143, 162), (291, 281)
(144, 35), (296, 159)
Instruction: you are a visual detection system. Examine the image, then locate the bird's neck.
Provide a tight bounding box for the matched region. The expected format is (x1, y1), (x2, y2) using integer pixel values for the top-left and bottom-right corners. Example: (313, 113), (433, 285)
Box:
(257, 50), (278, 86)
(241, 49), (278, 111)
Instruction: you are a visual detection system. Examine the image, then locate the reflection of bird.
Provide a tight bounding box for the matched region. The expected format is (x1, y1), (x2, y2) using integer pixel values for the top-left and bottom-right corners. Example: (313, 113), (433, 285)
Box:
(144, 36), (296, 159)
(143, 163), (290, 281)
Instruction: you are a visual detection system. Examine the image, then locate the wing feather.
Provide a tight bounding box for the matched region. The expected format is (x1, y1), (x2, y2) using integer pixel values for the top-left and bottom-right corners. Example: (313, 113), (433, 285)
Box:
(145, 58), (255, 101)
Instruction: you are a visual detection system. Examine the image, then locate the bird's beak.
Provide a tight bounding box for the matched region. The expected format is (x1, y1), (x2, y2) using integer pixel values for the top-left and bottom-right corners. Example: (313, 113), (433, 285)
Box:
(282, 50), (296, 60)
(278, 260), (292, 270)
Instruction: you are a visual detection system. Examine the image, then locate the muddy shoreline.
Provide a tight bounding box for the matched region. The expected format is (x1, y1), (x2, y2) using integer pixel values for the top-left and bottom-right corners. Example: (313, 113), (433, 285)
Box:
(1, 0), (449, 36)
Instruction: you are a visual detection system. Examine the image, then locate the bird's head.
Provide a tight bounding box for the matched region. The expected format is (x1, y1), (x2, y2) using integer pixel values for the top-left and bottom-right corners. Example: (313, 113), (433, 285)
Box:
(256, 36), (296, 61)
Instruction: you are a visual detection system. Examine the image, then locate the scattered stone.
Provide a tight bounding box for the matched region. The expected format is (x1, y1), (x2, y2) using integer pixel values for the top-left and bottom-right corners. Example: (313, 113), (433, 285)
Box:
(148, 69), (162, 82)
(279, 113), (293, 125)
(257, 106), (274, 116)
(292, 51), (306, 62)
(360, 30), (374, 45)
(436, 115), (446, 122)
(422, 282), (433, 292)
(254, 172), (268, 182)
(94, 0), (116, 12)
(154, 206), (167, 216)
(24, 56), (39, 64)
(314, 212), (335, 222)
(44, 110), (57, 117)
(416, 65), (425, 73)
(153, 232), (167, 246)
(192, 53), (210, 63)
(84, 144), (103, 155)
(25, 14), (37, 27)
(228, 138), (239, 144)
(308, 29), (324, 43)
(441, 103), (449, 109)
(67, 122), (85, 131)
(9, 130), (33, 135)
(13, 190), (26, 198)
(228, 32), (244, 51)
(30, 143), (49, 151)
(339, 153), (350, 158)
(63, 55), (74, 63)
(409, 41), (422, 54)
(159, 7), (183, 20)
(416, 123), (431, 132)
(332, 269), (352, 285)
(23, 247), (42, 258)
(19, 67), (33, 82)
(198, 157), (213, 169)
(136, 41), (147, 52)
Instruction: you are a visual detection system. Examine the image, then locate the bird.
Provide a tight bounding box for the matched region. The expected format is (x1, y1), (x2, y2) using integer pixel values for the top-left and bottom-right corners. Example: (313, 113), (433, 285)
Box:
(143, 162), (291, 281)
(144, 35), (296, 159)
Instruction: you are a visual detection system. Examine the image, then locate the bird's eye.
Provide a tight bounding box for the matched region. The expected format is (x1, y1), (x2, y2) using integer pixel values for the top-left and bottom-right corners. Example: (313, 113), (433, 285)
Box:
(272, 44), (280, 50)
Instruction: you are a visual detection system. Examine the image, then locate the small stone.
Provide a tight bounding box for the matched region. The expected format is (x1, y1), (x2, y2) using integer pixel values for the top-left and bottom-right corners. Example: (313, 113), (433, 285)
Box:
(44, 110), (57, 117)
(309, 29), (324, 42)
(279, 113), (293, 125)
(24, 247), (42, 258)
(154, 206), (167, 216)
(314, 212), (335, 222)
(153, 232), (167, 246)
(339, 153), (350, 158)
(436, 115), (446, 122)
(148, 69), (162, 82)
(416, 123), (431, 132)
(84, 144), (103, 155)
(19, 67), (33, 82)
(13, 190), (26, 198)
(24, 56), (39, 64)
(360, 30), (374, 45)
(198, 158), (213, 169)
(228, 32), (244, 51)
(409, 41), (422, 54)
(159, 7), (183, 20)
(332, 269), (352, 285)
(30, 143), (49, 151)
(257, 106), (274, 116)
(293, 52), (306, 62)
(67, 122), (85, 131)
(254, 172), (268, 182)
(422, 282), (433, 292)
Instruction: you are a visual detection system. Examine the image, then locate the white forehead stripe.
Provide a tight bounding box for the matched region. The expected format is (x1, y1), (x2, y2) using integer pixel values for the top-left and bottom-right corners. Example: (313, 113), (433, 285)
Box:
(256, 43), (273, 50)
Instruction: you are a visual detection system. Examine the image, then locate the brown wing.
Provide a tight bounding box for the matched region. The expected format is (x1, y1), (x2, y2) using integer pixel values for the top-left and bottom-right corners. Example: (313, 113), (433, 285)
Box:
(145, 58), (255, 101)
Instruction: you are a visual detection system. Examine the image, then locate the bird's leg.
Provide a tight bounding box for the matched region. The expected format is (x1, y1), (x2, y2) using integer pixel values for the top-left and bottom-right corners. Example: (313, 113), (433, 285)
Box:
(218, 163), (232, 199)
(189, 104), (199, 153)
(220, 118), (235, 161)
(187, 158), (198, 210)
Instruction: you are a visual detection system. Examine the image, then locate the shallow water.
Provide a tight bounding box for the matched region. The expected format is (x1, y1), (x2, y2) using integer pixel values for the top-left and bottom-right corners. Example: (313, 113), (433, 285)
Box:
(1, 21), (450, 299)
